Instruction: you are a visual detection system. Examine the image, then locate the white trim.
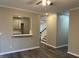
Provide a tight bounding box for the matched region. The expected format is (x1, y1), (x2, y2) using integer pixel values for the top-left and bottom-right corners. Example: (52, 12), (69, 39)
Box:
(70, 7), (79, 11)
(41, 41), (57, 48)
(67, 51), (79, 57)
(41, 41), (68, 48)
(0, 46), (40, 56)
(56, 44), (68, 48)
(12, 34), (32, 37)
(0, 5), (42, 15)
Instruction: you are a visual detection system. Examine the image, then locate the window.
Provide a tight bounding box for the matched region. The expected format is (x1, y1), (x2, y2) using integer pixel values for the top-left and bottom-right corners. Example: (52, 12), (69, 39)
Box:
(12, 16), (32, 36)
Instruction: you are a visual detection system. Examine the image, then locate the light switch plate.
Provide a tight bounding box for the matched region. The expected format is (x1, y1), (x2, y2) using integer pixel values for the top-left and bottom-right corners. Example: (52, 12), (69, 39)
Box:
(0, 33), (2, 35)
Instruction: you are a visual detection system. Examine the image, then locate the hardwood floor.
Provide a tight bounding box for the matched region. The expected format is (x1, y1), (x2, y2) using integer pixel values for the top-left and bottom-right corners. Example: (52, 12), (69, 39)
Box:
(0, 43), (78, 58)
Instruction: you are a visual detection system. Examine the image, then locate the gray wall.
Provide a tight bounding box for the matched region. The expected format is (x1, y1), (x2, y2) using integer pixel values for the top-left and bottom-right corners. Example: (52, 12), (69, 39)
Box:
(57, 14), (69, 46)
(0, 7), (40, 53)
(68, 9), (79, 55)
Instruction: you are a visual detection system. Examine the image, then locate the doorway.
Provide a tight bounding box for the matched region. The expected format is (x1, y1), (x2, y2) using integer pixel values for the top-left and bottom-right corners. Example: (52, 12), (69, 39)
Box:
(40, 16), (47, 43)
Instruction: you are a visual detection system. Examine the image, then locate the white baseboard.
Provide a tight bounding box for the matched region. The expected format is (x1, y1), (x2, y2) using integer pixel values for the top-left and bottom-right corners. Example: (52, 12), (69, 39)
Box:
(41, 41), (68, 48)
(56, 44), (68, 48)
(41, 41), (57, 48)
(0, 46), (40, 56)
(67, 51), (79, 57)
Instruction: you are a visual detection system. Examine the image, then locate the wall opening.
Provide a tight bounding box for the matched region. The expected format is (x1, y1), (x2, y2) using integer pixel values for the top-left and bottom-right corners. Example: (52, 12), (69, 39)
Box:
(57, 12), (69, 49)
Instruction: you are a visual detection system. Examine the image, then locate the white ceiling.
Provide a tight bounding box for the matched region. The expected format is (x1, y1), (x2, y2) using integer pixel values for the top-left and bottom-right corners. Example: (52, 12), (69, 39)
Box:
(0, 0), (79, 14)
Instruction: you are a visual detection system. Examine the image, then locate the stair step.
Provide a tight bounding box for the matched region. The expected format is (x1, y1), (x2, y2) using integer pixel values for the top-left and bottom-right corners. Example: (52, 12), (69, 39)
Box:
(41, 39), (47, 42)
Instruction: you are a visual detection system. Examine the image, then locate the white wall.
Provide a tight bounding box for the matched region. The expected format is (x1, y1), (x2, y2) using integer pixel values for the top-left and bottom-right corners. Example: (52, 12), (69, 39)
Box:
(46, 13), (57, 47)
(46, 12), (69, 48)
(57, 14), (69, 46)
(68, 9), (79, 56)
(0, 7), (40, 54)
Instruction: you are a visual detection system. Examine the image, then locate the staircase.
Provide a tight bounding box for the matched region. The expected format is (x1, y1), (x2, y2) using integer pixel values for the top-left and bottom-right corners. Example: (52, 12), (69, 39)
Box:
(40, 16), (47, 43)
(41, 35), (48, 42)
(40, 27), (48, 43)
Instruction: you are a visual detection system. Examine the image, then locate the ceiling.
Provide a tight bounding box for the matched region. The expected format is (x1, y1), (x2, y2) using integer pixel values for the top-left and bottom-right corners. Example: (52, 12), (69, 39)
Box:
(0, 0), (79, 14)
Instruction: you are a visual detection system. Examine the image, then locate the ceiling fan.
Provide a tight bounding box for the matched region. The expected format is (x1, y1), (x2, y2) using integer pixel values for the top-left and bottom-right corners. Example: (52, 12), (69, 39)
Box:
(36, 0), (53, 6)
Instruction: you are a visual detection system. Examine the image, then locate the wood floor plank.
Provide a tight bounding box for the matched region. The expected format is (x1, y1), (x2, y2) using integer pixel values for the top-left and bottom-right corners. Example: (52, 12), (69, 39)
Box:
(0, 43), (78, 58)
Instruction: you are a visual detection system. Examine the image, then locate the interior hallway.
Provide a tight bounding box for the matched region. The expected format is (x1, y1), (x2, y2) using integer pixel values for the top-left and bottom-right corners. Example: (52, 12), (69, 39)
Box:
(0, 43), (77, 58)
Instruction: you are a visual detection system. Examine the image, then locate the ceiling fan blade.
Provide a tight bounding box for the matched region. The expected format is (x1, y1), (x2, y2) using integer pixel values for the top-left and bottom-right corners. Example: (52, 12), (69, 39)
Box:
(36, 1), (42, 5)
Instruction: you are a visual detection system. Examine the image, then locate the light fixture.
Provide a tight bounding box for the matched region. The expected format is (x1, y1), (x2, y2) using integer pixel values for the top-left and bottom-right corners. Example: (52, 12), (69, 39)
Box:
(42, 0), (52, 6)
(41, 0), (52, 16)
(47, 0), (51, 5)
(42, 0), (46, 6)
